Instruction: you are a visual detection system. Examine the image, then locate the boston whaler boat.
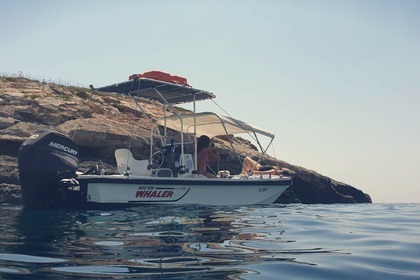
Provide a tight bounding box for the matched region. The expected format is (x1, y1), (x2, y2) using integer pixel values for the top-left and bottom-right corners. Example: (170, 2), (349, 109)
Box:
(18, 71), (292, 208)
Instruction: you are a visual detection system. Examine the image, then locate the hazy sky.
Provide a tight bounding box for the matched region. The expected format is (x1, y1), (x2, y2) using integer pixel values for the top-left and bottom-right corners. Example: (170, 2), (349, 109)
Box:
(1, 0), (419, 203)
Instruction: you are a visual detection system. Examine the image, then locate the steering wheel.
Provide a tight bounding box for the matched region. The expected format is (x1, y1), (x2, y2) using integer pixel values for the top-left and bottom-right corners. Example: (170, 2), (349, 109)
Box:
(150, 151), (164, 170)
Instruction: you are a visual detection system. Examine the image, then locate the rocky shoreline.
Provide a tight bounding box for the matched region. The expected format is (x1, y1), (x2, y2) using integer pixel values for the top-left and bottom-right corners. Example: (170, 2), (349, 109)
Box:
(0, 76), (371, 205)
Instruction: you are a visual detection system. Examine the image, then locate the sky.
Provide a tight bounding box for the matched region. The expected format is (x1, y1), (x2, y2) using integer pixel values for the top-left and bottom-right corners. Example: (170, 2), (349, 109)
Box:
(1, 0), (419, 203)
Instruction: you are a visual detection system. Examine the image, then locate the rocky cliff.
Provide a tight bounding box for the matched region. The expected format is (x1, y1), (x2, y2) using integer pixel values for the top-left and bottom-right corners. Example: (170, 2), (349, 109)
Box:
(0, 76), (372, 204)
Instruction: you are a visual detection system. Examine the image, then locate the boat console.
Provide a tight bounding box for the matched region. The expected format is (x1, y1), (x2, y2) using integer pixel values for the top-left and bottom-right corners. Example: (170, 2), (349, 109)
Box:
(158, 141), (195, 177)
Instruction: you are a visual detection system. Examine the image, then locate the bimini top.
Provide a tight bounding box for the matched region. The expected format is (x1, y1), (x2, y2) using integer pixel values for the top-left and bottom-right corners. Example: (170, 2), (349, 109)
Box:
(157, 112), (275, 139)
(96, 77), (215, 105)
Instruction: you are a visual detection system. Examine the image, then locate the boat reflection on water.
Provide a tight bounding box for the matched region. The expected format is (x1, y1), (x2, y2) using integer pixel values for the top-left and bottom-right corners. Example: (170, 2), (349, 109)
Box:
(0, 204), (306, 279)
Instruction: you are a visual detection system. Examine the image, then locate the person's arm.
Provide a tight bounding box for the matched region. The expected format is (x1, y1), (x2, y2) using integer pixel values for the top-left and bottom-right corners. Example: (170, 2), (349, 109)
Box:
(197, 150), (216, 178)
(208, 147), (220, 163)
(198, 159), (217, 178)
(198, 148), (219, 178)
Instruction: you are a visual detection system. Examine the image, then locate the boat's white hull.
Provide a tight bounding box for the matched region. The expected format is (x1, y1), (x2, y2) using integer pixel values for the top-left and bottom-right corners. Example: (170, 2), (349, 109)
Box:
(79, 175), (291, 206)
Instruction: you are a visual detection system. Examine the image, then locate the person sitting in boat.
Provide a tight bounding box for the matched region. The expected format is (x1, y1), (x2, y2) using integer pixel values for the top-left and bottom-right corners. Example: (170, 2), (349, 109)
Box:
(197, 135), (220, 178)
(241, 156), (282, 176)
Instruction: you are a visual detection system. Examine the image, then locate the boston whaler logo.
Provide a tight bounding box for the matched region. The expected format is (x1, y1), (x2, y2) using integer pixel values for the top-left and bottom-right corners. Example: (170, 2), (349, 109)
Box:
(136, 186), (174, 199)
(48, 141), (78, 156)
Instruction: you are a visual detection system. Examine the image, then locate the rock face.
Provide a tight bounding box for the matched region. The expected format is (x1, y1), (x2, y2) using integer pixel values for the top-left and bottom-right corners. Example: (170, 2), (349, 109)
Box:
(0, 76), (372, 204)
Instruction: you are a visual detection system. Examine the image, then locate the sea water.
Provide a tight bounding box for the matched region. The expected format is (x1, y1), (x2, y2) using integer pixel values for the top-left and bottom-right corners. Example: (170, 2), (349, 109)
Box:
(0, 203), (418, 279)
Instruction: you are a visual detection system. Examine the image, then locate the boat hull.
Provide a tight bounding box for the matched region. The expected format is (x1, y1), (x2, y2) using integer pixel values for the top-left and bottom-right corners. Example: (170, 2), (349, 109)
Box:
(79, 175), (291, 206)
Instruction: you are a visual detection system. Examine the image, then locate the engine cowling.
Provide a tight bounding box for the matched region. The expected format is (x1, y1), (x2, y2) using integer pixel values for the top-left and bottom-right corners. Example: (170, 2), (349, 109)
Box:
(18, 130), (79, 208)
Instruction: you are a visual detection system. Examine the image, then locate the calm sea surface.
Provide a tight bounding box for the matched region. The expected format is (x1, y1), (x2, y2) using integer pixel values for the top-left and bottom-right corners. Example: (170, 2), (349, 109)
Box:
(0, 203), (418, 279)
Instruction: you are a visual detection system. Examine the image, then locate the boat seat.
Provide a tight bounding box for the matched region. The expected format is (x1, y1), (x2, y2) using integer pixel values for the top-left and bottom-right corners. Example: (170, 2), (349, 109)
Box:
(114, 148), (152, 176)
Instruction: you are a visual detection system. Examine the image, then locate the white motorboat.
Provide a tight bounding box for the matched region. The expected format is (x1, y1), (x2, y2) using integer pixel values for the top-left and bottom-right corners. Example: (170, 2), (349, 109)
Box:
(18, 71), (292, 208)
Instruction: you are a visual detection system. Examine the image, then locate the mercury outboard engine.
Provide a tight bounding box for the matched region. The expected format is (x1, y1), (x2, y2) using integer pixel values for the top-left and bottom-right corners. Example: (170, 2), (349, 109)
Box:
(18, 130), (79, 208)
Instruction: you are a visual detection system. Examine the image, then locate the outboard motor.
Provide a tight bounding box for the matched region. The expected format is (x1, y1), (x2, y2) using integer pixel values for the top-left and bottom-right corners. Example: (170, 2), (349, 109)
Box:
(18, 130), (79, 208)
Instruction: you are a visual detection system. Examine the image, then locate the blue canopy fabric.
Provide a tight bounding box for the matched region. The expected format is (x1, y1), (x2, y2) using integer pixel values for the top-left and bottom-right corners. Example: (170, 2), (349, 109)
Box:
(96, 78), (215, 105)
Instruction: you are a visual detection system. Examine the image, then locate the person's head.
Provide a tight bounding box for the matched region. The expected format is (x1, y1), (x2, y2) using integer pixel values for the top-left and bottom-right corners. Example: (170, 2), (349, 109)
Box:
(197, 135), (210, 153)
